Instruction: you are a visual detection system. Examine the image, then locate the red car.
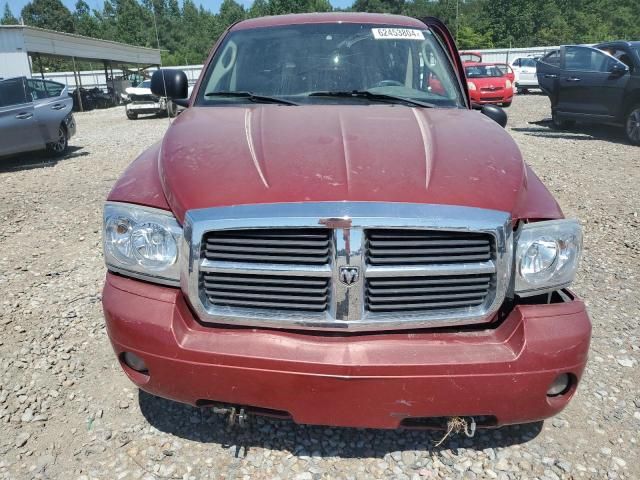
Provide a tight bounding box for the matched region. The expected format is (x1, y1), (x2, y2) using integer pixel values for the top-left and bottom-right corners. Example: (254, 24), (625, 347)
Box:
(102, 13), (590, 430)
(496, 62), (516, 84)
(466, 63), (514, 107)
(460, 51), (483, 63)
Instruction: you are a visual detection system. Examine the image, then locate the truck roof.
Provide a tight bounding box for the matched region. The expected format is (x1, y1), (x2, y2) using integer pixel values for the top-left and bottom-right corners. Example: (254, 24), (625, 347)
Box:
(231, 12), (427, 31)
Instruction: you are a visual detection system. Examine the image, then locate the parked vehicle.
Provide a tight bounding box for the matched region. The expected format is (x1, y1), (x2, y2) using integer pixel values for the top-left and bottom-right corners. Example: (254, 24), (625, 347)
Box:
(0, 76), (76, 157)
(465, 63), (513, 107)
(537, 42), (640, 145)
(102, 13), (590, 430)
(460, 51), (483, 63)
(510, 56), (539, 92)
(70, 87), (115, 112)
(495, 63), (516, 85)
(122, 80), (177, 119)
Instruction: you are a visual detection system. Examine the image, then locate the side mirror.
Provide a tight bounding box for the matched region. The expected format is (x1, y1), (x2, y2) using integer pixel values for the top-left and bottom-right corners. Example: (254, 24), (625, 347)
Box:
(480, 104), (508, 128)
(151, 69), (188, 99)
(609, 62), (629, 77)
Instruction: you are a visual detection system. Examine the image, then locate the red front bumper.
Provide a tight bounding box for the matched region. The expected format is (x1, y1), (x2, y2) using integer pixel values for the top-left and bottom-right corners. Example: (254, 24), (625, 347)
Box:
(470, 90), (513, 104)
(103, 273), (591, 429)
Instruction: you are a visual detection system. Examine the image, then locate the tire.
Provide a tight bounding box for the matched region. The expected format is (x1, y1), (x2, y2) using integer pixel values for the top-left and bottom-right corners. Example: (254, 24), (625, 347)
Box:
(166, 100), (177, 118)
(551, 110), (574, 130)
(625, 104), (640, 146)
(46, 125), (68, 157)
(126, 110), (138, 120)
(502, 101), (512, 108)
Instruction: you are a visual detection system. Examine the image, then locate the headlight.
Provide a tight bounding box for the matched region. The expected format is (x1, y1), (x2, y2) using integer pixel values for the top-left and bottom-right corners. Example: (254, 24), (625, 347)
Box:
(103, 202), (182, 285)
(515, 219), (582, 296)
(467, 81), (477, 91)
(505, 79), (512, 89)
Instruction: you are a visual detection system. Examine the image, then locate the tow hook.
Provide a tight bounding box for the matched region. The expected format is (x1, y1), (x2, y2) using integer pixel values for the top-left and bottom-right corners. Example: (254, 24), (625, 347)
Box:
(213, 406), (248, 429)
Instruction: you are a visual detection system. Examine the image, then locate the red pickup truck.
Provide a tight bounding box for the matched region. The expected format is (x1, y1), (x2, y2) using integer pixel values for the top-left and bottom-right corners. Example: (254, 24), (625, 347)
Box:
(102, 13), (590, 430)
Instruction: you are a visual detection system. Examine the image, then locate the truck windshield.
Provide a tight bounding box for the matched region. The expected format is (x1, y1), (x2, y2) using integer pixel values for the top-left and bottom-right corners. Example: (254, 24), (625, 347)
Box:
(196, 23), (464, 108)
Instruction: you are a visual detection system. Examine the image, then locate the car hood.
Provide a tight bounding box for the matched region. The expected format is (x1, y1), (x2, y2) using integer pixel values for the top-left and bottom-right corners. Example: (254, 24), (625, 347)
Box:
(159, 105), (528, 222)
(125, 87), (152, 95)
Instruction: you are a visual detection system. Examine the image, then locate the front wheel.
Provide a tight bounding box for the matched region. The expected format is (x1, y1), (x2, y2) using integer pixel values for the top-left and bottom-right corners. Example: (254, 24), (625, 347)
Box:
(502, 101), (512, 108)
(551, 110), (574, 130)
(46, 125), (68, 156)
(625, 104), (640, 146)
(126, 109), (138, 120)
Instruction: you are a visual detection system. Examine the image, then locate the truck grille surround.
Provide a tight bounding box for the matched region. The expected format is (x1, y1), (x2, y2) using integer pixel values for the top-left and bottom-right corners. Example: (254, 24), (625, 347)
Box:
(183, 203), (513, 331)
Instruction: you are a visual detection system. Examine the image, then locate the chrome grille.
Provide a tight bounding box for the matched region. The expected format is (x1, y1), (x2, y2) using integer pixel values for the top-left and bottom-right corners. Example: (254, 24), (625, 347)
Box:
(202, 272), (329, 311)
(365, 229), (495, 313)
(203, 229), (331, 264)
(184, 202), (512, 331)
(366, 229), (492, 265)
(366, 273), (491, 312)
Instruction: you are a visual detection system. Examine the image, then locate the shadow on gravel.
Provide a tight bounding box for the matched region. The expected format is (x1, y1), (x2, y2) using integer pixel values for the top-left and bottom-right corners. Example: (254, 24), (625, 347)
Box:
(512, 119), (629, 145)
(0, 146), (88, 173)
(139, 391), (543, 458)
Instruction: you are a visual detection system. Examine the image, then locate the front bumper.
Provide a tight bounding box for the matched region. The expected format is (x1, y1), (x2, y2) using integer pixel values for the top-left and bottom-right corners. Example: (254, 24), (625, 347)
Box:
(103, 273), (591, 429)
(126, 101), (163, 114)
(64, 113), (76, 138)
(470, 91), (513, 105)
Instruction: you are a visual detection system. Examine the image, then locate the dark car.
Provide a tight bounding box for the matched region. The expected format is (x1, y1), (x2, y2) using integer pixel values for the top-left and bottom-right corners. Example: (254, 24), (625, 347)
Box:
(537, 42), (640, 145)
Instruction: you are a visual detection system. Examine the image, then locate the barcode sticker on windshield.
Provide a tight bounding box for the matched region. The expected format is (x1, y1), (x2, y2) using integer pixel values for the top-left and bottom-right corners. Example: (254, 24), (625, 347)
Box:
(372, 28), (425, 40)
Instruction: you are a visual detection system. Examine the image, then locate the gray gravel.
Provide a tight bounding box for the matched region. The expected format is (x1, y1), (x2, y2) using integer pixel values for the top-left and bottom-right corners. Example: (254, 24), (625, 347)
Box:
(0, 96), (639, 479)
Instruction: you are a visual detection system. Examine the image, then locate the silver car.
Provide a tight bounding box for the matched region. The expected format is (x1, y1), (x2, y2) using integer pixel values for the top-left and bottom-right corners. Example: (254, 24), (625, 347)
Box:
(0, 76), (76, 158)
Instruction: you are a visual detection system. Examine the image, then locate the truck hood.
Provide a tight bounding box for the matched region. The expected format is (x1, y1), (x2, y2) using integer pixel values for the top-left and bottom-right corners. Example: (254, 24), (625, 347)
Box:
(125, 87), (152, 95)
(160, 105), (528, 221)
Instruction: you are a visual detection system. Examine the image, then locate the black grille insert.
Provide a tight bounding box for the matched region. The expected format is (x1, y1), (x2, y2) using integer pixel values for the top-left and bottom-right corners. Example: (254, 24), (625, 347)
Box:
(366, 229), (493, 266)
(203, 229), (332, 265)
(202, 272), (330, 311)
(366, 274), (492, 312)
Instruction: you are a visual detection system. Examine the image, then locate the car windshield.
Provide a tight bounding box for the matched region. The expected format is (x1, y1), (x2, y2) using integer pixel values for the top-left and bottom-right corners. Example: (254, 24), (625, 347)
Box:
(197, 23), (464, 108)
(138, 81), (151, 88)
(465, 65), (504, 78)
(519, 58), (537, 68)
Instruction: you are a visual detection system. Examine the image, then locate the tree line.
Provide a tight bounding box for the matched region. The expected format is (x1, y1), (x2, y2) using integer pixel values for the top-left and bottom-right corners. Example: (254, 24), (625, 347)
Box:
(2, 0), (639, 68)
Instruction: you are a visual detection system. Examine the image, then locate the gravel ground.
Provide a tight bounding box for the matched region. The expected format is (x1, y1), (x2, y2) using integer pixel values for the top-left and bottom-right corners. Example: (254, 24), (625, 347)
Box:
(0, 95), (639, 480)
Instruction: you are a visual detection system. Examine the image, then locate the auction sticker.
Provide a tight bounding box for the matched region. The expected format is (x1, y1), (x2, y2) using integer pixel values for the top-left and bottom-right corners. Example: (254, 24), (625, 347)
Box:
(371, 28), (425, 40)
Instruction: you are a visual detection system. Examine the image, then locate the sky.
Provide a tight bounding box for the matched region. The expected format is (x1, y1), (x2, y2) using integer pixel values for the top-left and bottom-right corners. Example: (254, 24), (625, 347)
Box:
(5, 0), (354, 16)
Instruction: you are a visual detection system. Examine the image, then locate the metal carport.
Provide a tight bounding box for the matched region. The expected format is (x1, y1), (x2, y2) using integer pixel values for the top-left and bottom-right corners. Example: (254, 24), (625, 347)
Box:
(0, 25), (161, 110)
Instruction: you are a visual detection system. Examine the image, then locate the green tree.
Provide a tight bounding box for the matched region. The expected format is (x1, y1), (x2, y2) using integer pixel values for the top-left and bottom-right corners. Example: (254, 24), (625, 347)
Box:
(219, 0), (245, 26)
(352, 0), (405, 14)
(21, 0), (75, 32)
(1, 3), (18, 24)
(73, 0), (100, 36)
(248, 0), (270, 18)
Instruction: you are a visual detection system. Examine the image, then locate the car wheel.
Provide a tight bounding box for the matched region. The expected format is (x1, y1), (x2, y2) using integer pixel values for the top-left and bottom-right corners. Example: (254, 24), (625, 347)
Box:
(126, 110), (138, 120)
(625, 104), (640, 146)
(166, 100), (177, 118)
(551, 110), (574, 130)
(46, 125), (68, 156)
(502, 101), (512, 108)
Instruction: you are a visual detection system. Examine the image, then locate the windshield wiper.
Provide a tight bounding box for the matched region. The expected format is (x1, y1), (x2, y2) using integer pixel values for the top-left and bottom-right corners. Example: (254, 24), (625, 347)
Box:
(308, 90), (436, 108)
(204, 91), (299, 106)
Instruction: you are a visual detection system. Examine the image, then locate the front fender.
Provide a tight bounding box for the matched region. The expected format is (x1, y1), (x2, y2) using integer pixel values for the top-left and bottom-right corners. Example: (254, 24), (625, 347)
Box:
(107, 142), (171, 212)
